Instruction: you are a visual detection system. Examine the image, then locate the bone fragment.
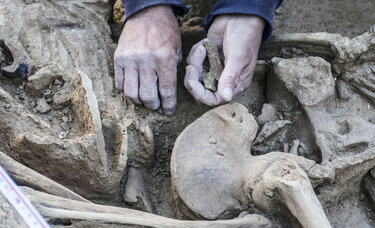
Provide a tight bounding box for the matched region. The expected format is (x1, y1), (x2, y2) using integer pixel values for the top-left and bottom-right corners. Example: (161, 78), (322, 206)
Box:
(171, 103), (331, 227)
(254, 120), (292, 144)
(202, 39), (223, 92)
(21, 187), (272, 228)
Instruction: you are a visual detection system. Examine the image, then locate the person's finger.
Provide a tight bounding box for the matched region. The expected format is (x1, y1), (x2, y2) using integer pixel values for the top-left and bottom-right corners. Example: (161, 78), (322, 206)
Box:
(114, 62), (125, 90)
(157, 56), (178, 116)
(184, 65), (201, 90)
(186, 41), (206, 76)
(139, 66), (160, 110)
(217, 50), (255, 102)
(124, 66), (142, 104)
(217, 67), (241, 102)
(186, 80), (222, 107)
(184, 41), (207, 90)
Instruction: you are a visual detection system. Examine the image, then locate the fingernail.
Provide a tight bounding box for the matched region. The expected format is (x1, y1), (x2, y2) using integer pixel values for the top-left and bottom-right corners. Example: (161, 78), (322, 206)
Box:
(164, 110), (174, 116)
(223, 87), (233, 101)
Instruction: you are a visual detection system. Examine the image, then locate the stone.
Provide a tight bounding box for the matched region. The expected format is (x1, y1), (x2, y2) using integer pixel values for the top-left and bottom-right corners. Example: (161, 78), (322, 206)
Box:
(27, 67), (61, 94)
(0, 151), (89, 202)
(36, 97), (51, 113)
(257, 103), (278, 125)
(254, 120), (292, 144)
(52, 85), (72, 109)
(71, 72), (107, 169)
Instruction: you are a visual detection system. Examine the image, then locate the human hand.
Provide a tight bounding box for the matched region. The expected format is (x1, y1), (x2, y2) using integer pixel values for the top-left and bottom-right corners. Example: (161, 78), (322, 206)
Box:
(114, 5), (181, 115)
(184, 15), (265, 107)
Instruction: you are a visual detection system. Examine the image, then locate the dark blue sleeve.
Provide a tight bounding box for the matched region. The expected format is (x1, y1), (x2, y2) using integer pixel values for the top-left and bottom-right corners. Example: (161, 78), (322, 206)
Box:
(122, 0), (189, 22)
(202, 0), (283, 43)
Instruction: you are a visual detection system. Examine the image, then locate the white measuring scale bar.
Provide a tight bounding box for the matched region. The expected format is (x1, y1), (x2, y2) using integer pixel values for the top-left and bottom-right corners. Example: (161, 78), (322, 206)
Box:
(0, 165), (51, 228)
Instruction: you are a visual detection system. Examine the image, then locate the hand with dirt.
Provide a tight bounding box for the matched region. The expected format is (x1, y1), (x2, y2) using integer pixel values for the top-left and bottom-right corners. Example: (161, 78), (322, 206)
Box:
(184, 15), (265, 107)
(114, 5), (181, 115)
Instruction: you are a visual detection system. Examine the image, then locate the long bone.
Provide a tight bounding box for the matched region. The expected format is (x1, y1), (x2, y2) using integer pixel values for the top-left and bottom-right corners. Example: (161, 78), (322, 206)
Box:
(171, 103), (332, 227)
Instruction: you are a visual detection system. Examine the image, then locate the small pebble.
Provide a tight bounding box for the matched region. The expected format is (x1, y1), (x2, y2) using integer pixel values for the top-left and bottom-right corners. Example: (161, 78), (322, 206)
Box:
(36, 98), (51, 113)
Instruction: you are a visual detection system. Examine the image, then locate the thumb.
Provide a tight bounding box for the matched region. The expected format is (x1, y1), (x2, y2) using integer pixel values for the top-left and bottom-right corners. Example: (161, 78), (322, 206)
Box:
(217, 66), (240, 102)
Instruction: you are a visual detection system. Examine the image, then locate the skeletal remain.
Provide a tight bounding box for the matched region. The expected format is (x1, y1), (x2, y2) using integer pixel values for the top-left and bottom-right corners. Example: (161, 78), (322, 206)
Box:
(272, 54), (375, 161)
(202, 39), (223, 92)
(340, 62), (375, 105)
(171, 103), (332, 227)
(20, 187), (272, 228)
(123, 165), (153, 213)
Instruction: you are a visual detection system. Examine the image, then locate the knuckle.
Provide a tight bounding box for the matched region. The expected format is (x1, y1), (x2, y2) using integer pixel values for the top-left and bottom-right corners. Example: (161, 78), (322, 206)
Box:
(115, 53), (136, 65)
(156, 51), (177, 63)
(159, 87), (176, 98)
(162, 100), (176, 110)
(139, 92), (157, 104)
(135, 50), (150, 58)
(225, 74), (240, 86)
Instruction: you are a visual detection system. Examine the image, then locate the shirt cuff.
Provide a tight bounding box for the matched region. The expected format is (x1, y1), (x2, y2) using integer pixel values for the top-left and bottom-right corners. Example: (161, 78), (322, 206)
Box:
(202, 0), (283, 43)
(122, 0), (189, 22)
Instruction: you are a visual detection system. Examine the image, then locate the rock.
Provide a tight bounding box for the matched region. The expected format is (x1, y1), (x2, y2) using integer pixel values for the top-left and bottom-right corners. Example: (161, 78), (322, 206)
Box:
(254, 120), (292, 144)
(257, 103), (278, 125)
(71, 72), (107, 169)
(27, 67), (61, 94)
(36, 98), (51, 113)
(52, 86), (72, 109)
